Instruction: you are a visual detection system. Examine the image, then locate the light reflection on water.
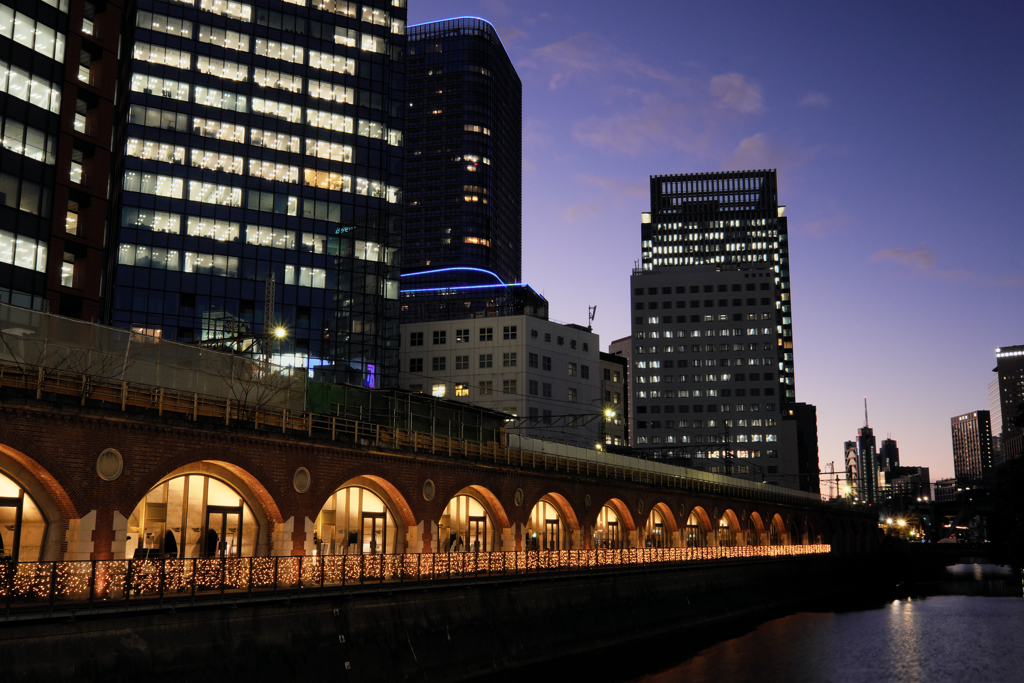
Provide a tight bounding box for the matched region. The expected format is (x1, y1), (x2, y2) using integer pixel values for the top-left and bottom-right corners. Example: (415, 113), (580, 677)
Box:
(630, 595), (1024, 683)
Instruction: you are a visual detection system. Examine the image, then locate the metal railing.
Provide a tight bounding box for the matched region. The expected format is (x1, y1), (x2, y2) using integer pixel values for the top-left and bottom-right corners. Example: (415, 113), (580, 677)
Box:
(0, 545), (830, 619)
(0, 358), (847, 510)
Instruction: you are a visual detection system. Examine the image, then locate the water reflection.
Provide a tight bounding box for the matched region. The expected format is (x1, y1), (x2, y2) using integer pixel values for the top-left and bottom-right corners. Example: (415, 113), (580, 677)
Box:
(631, 596), (1024, 683)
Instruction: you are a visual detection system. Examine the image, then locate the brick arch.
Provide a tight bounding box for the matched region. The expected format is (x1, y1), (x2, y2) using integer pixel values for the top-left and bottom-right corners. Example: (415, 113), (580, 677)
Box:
(317, 475), (417, 530)
(448, 485), (510, 529)
(648, 502), (679, 533)
(748, 511), (766, 543)
(595, 497), (635, 532)
(0, 443), (76, 561)
(125, 456), (284, 525)
(686, 505), (714, 532)
(0, 436), (78, 522)
(532, 492), (579, 531)
(770, 513), (786, 544)
(719, 508), (741, 532)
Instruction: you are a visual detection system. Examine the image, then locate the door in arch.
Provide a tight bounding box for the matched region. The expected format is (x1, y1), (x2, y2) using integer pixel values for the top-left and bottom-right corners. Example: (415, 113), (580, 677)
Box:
(205, 505), (244, 558)
(0, 472), (47, 562)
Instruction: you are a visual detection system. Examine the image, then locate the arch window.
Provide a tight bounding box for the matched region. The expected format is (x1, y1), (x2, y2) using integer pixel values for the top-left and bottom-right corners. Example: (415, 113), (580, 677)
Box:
(438, 494), (493, 552)
(127, 474), (258, 559)
(0, 471), (47, 562)
(645, 508), (667, 548)
(747, 517), (761, 546)
(789, 521), (802, 545)
(593, 504), (622, 549)
(526, 498), (564, 551)
(769, 518), (784, 546)
(686, 512), (708, 547)
(717, 515), (737, 547)
(315, 486), (398, 555)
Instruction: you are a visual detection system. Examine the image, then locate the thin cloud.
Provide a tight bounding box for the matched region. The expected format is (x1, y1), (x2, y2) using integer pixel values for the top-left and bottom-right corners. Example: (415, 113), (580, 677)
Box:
(799, 92), (831, 108)
(572, 94), (709, 157)
(722, 133), (820, 171)
(526, 33), (690, 91)
(564, 204), (599, 224)
(709, 73), (763, 113)
(576, 174), (648, 200)
(870, 244), (936, 269)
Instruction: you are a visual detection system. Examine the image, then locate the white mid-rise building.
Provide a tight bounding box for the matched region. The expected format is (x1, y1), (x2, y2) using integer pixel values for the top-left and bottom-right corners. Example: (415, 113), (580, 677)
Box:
(399, 315), (601, 448)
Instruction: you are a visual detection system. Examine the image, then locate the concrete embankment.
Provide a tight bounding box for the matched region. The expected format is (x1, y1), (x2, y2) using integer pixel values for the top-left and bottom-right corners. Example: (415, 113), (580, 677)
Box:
(0, 556), (881, 682)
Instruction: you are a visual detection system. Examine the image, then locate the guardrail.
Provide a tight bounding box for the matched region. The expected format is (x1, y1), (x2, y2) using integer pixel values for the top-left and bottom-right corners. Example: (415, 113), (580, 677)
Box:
(0, 358), (845, 509)
(0, 545), (830, 619)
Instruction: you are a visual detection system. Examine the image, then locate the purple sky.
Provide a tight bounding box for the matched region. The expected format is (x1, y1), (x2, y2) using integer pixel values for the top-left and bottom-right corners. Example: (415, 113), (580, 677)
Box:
(409, 0), (1024, 484)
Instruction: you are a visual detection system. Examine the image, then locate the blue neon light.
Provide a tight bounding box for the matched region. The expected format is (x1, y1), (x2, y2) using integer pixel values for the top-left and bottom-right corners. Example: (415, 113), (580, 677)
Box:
(400, 267), (506, 284)
(402, 283), (532, 294)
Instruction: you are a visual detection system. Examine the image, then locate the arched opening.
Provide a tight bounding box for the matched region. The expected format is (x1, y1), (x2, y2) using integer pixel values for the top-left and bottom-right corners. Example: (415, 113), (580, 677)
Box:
(594, 504), (624, 549)
(747, 512), (764, 546)
(315, 478), (406, 555)
(769, 514), (784, 546)
(686, 506), (710, 547)
(789, 519), (802, 545)
(527, 496), (566, 551)
(127, 472), (260, 559)
(644, 507), (669, 548)
(717, 511), (739, 547)
(438, 492), (495, 553)
(0, 470), (47, 562)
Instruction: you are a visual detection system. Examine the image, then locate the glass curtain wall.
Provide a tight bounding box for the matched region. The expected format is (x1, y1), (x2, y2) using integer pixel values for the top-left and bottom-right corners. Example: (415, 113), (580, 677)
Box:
(438, 494), (493, 552)
(126, 473), (258, 559)
(592, 504), (621, 549)
(0, 471), (47, 561)
(686, 512), (708, 547)
(525, 498), (564, 551)
(315, 486), (398, 555)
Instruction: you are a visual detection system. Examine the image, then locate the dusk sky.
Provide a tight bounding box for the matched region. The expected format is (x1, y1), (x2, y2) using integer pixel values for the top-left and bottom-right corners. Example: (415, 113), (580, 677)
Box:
(409, 0), (1024, 484)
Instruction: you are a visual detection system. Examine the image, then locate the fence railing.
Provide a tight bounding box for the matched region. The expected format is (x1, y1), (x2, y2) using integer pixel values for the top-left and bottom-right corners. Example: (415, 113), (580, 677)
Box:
(0, 357), (841, 509)
(0, 545), (830, 619)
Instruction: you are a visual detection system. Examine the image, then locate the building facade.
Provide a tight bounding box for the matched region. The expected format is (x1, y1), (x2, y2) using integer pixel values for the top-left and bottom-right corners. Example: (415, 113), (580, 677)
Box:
(398, 315), (601, 448)
(400, 18), (521, 322)
(857, 424), (878, 504)
(599, 352), (626, 448)
(1, 0), (123, 319)
(995, 345), (1024, 463)
(988, 376), (1003, 467)
(608, 335), (632, 446)
(788, 402), (820, 494)
(950, 410), (993, 482)
(104, 0), (407, 387)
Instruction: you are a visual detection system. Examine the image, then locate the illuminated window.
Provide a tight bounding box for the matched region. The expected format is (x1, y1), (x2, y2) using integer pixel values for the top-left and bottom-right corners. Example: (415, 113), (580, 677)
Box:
(192, 118), (245, 142)
(187, 181), (242, 206)
(252, 129), (301, 153)
(252, 97), (301, 122)
(307, 108), (353, 132)
(198, 24), (249, 51)
(191, 149), (244, 174)
(186, 217), (240, 242)
(194, 86), (247, 112)
(249, 159), (299, 183)
(124, 171), (185, 198)
(255, 37), (303, 63)
(133, 42), (190, 69)
(455, 384), (468, 397)
(121, 208), (182, 234)
(303, 169), (351, 192)
(305, 139), (352, 163)
(308, 50), (356, 76)
(196, 56), (248, 81)
(245, 225), (296, 249)
(130, 73), (189, 101)
(308, 79), (354, 103)
(136, 10), (192, 38)
(432, 383), (445, 398)
(126, 138), (186, 164)
(199, 0), (252, 21)
(254, 68), (302, 92)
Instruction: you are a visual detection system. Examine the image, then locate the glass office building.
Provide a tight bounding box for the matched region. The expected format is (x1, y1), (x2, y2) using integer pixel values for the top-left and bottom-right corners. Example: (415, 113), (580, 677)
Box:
(109, 0), (407, 387)
(401, 18), (522, 322)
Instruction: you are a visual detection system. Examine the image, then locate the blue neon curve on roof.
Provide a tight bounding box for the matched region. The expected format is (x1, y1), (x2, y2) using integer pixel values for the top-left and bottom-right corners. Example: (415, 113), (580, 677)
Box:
(400, 267), (506, 284)
(401, 283), (533, 294)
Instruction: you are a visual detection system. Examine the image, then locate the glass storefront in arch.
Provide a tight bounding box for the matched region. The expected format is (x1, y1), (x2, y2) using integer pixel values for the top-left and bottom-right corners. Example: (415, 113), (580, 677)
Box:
(645, 507), (668, 548)
(315, 486), (399, 555)
(593, 504), (623, 549)
(438, 494), (494, 552)
(769, 517), (784, 545)
(526, 497), (565, 551)
(127, 473), (259, 559)
(717, 515), (738, 547)
(686, 511), (708, 547)
(0, 471), (47, 562)
(747, 517), (761, 545)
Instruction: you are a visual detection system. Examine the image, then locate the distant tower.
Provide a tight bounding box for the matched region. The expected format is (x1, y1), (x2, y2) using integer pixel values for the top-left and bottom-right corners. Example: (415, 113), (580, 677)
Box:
(844, 440), (859, 498)
(857, 398), (878, 504)
(994, 346), (1024, 463)
(950, 411), (994, 482)
(879, 438), (900, 470)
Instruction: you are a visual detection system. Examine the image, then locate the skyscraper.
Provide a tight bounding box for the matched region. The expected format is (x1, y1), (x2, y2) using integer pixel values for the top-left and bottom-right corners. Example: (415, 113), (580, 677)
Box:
(629, 169), (800, 488)
(0, 0), (120, 320)
(879, 438), (900, 470)
(950, 410), (993, 481)
(400, 18), (524, 322)
(994, 345), (1024, 462)
(107, 0), (408, 387)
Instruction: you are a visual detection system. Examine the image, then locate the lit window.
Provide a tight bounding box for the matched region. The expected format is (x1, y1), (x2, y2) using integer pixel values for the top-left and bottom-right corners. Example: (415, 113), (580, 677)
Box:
(252, 129), (301, 153)
(254, 68), (302, 92)
(432, 383), (445, 398)
(198, 24), (250, 51)
(191, 149), (244, 174)
(455, 384), (468, 397)
(126, 138), (186, 164)
(199, 0), (253, 22)
(130, 73), (189, 100)
(255, 37), (303, 63)
(192, 118), (245, 143)
(306, 139), (352, 163)
(196, 56), (248, 82)
(308, 50), (355, 76)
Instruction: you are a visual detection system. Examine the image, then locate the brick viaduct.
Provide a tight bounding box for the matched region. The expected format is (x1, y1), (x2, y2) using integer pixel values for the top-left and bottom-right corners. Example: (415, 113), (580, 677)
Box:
(0, 398), (876, 562)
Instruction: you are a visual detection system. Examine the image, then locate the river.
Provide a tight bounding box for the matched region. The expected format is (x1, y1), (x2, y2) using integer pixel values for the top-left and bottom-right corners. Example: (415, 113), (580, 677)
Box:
(628, 567), (1023, 683)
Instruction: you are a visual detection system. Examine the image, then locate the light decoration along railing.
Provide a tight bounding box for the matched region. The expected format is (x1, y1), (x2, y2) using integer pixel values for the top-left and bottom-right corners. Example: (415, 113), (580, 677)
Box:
(0, 546), (830, 617)
(0, 358), (834, 509)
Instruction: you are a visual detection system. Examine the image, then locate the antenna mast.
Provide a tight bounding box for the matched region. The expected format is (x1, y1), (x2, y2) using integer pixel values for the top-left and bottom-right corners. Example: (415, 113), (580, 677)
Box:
(587, 305), (597, 332)
(864, 396), (869, 428)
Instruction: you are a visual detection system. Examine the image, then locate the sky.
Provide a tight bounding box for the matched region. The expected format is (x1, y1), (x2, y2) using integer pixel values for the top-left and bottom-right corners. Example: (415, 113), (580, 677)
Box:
(408, 0), (1024, 484)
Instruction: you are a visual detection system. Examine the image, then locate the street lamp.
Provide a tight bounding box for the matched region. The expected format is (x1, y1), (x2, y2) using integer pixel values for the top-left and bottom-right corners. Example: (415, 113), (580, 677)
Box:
(274, 326), (287, 339)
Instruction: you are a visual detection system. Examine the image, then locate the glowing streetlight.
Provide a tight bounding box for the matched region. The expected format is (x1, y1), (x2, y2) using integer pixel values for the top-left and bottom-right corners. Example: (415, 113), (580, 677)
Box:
(604, 408), (616, 419)
(274, 326), (287, 339)
(897, 519), (906, 527)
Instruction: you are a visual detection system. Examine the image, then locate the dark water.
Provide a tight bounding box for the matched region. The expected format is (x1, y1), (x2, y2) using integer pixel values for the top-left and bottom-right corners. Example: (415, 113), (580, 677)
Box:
(630, 588), (1024, 683)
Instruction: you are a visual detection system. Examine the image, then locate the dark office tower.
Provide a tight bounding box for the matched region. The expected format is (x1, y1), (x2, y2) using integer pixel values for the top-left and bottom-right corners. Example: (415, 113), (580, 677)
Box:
(630, 170), (800, 488)
(879, 438), (899, 469)
(641, 169), (795, 403)
(107, 0), (407, 388)
(951, 411), (993, 481)
(400, 18), (522, 322)
(1, 0), (121, 320)
(995, 345), (1024, 462)
(789, 402), (819, 494)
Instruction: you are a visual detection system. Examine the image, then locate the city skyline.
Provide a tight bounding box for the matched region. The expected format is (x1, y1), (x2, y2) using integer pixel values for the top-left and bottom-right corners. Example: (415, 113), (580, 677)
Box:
(408, 0), (1024, 481)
